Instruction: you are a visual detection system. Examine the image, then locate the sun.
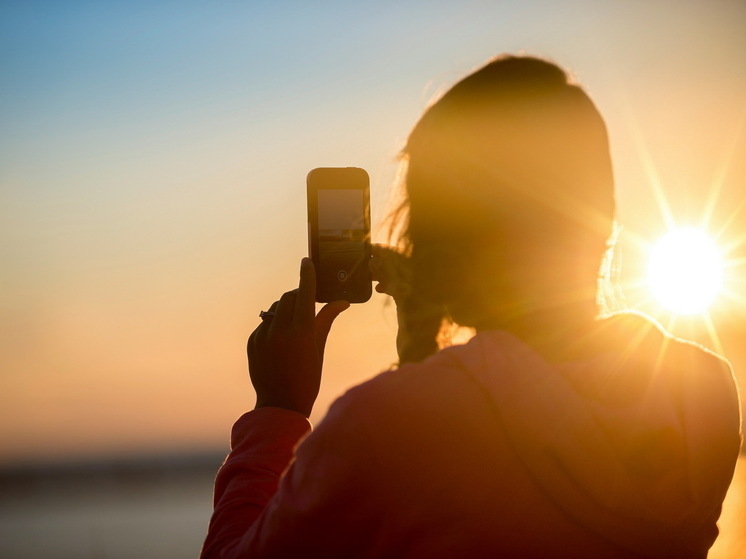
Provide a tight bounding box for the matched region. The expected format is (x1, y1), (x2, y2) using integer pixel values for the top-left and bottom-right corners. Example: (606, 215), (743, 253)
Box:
(647, 227), (724, 315)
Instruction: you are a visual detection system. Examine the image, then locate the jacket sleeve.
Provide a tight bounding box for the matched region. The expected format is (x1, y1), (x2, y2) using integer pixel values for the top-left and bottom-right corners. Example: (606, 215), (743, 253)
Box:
(200, 400), (383, 559)
(199, 407), (312, 559)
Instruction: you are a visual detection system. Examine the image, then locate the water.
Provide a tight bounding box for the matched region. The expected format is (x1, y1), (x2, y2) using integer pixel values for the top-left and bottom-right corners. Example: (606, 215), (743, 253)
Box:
(0, 453), (222, 559)
(1, 454), (744, 558)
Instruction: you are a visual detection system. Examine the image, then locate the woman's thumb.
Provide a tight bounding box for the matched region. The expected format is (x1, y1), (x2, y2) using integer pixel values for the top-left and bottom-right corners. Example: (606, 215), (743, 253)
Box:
(314, 300), (350, 352)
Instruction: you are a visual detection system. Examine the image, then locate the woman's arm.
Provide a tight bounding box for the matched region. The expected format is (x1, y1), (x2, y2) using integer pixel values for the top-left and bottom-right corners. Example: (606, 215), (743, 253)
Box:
(200, 396), (382, 558)
(200, 258), (351, 557)
(200, 408), (311, 559)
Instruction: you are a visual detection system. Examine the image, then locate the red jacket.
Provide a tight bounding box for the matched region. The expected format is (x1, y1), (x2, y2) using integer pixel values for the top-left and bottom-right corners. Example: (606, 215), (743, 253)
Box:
(201, 313), (741, 558)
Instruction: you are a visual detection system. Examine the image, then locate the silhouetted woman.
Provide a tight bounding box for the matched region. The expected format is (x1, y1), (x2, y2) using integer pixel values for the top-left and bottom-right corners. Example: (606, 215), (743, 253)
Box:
(201, 55), (741, 558)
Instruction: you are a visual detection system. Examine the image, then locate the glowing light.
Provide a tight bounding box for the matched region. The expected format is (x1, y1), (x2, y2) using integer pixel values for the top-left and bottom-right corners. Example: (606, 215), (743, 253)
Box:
(647, 227), (723, 315)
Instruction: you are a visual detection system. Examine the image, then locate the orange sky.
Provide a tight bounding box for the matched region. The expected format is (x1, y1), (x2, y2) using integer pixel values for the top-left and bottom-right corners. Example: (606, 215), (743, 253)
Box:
(1, 1), (745, 464)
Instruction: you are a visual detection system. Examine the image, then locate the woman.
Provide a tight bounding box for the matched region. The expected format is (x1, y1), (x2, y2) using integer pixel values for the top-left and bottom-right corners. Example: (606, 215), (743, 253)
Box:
(201, 56), (741, 558)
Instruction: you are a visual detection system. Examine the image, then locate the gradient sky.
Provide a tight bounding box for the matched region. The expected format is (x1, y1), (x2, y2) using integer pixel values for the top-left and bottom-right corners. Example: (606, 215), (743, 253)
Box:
(1, 0), (745, 464)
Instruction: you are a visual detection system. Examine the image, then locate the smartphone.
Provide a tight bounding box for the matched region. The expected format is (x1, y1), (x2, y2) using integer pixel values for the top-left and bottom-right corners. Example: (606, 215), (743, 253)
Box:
(307, 167), (372, 303)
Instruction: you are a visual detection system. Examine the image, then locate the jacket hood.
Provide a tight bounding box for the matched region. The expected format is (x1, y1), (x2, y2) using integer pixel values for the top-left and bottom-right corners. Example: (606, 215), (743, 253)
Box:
(450, 312), (741, 558)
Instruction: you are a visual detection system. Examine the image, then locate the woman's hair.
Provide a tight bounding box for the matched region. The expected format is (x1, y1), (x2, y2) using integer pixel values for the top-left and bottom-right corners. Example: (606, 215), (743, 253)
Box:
(393, 55), (616, 364)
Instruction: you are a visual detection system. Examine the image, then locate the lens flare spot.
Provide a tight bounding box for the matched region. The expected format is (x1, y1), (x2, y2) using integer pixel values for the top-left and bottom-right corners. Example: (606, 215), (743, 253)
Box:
(647, 227), (723, 315)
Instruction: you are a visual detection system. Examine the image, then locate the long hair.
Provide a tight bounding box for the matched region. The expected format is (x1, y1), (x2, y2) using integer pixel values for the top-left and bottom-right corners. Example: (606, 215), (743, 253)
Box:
(394, 55), (616, 364)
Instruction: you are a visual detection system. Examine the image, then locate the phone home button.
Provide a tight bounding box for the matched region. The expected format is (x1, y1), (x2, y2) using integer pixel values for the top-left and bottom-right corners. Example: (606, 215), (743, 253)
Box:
(337, 270), (348, 282)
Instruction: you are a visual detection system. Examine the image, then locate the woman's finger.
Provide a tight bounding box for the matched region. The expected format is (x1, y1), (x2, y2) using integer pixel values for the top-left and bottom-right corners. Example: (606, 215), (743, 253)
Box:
(260, 300), (281, 321)
(314, 300), (350, 356)
(249, 295), (278, 358)
(254, 299), (280, 338)
(247, 329), (258, 359)
(269, 289), (297, 335)
(369, 252), (383, 282)
(295, 257), (316, 327)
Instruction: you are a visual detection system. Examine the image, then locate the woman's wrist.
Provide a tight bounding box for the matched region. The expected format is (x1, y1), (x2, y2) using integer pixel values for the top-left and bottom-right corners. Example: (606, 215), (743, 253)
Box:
(254, 397), (314, 418)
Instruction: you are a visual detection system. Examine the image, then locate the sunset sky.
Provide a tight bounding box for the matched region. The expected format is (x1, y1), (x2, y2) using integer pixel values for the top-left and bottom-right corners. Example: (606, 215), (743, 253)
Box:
(1, 1), (745, 464)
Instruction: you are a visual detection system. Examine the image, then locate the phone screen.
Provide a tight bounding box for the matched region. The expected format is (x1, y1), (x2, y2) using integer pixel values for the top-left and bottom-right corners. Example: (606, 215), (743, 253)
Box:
(317, 188), (366, 274)
(308, 168), (371, 303)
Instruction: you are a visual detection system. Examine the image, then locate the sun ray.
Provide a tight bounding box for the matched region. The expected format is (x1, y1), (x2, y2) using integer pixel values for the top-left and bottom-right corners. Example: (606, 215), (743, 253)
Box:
(719, 285), (746, 310)
(663, 314), (679, 344)
(623, 105), (676, 230)
(724, 259), (746, 271)
(618, 94), (742, 359)
(701, 114), (745, 230)
(716, 198), (746, 255)
(654, 325), (674, 373)
(702, 311), (725, 356)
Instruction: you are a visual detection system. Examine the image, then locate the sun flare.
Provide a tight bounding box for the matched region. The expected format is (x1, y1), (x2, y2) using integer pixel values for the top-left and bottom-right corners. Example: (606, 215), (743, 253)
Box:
(647, 227), (724, 315)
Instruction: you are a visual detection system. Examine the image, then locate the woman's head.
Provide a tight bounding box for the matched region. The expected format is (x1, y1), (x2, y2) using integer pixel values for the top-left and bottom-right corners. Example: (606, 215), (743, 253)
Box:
(395, 55), (616, 362)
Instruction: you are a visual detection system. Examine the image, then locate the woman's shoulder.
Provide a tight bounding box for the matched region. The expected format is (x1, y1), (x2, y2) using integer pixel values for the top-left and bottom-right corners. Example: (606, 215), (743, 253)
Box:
(562, 311), (739, 430)
(594, 310), (732, 373)
(320, 337), (506, 446)
(334, 344), (473, 411)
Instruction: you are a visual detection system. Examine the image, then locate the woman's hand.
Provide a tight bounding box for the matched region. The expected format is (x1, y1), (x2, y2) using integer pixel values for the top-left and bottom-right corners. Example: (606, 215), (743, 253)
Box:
(370, 244), (411, 304)
(247, 258), (349, 418)
(370, 245), (414, 360)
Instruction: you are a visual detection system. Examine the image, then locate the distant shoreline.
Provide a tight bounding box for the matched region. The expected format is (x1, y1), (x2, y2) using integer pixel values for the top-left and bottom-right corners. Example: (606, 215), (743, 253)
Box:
(0, 449), (226, 499)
